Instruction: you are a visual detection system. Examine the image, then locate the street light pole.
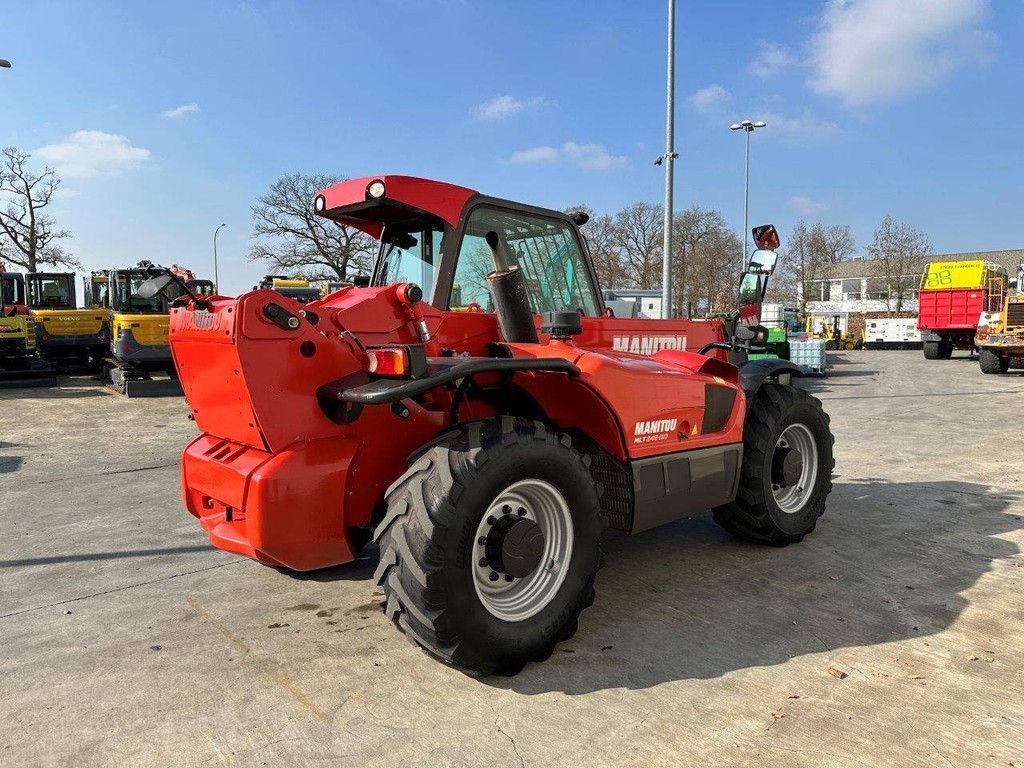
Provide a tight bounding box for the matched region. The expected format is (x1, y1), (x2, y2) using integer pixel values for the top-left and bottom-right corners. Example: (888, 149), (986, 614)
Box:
(658, 0), (678, 320)
(730, 119), (766, 273)
(213, 223), (226, 291)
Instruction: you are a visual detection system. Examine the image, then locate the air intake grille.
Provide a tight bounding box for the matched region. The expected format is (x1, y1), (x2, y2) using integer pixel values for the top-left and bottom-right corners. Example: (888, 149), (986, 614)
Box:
(1006, 302), (1024, 328)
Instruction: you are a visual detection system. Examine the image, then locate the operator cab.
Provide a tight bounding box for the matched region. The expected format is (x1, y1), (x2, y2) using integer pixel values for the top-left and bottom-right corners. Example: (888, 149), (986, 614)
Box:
(111, 268), (180, 314)
(1, 272), (27, 316)
(27, 272), (76, 310)
(315, 175), (604, 317)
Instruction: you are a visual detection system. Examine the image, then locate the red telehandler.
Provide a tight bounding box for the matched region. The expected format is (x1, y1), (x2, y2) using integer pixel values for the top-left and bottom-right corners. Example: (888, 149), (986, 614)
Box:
(146, 176), (834, 676)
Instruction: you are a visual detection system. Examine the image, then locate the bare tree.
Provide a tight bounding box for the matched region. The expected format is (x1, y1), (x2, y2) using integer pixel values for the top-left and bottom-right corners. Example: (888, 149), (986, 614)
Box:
(770, 221), (855, 313)
(672, 205), (739, 317)
(611, 202), (663, 290)
(812, 223), (856, 264)
(250, 173), (375, 281)
(868, 214), (931, 313)
(566, 204), (627, 289)
(0, 147), (78, 272)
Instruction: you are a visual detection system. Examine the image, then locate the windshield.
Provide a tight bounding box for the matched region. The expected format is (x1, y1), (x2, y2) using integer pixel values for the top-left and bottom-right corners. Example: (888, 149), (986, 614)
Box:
(28, 274), (74, 309)
(451, 207), (600, 315)
(373, 226), (444, 302)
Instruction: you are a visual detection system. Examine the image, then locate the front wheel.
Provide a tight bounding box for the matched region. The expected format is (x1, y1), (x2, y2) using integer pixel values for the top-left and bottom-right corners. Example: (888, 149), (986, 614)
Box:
(979, 349), (1009, 374)
(714, 384), (834, 546)
(374, 418), (605, 676)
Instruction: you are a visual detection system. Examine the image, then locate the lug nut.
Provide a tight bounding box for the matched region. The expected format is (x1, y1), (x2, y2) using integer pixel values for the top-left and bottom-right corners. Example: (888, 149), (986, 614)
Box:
(489, 572), (499, 582)
(502, 504), (512, 515)
(478, 537), (487, 545)
(479, 558), (488, 567)
(504, 575), (514, 582)
(517, 507), (526, 516)
(487, 515), (496, 525)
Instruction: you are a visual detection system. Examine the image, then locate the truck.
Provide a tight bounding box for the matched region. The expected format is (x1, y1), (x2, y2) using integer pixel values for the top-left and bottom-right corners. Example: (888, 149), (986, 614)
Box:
(917, 260), (1006, 359)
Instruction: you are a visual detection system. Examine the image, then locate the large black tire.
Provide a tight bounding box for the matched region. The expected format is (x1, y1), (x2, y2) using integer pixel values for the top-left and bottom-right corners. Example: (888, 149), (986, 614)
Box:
(939, 340), (954, 359)
(824, 339), (839, 351)
(923, 340), (942, 360)
(979, 349), (1009, 374)
(713, 384), (834, 546)
(374, 417), (605, 676)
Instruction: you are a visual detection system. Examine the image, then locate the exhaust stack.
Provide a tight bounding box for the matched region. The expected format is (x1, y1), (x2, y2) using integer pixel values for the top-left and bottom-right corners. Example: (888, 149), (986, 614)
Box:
(484, 230), (538, 344)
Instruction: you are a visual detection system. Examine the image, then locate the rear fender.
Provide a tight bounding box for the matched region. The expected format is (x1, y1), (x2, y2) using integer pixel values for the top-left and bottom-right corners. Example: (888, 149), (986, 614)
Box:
(736, 358), (803, 402)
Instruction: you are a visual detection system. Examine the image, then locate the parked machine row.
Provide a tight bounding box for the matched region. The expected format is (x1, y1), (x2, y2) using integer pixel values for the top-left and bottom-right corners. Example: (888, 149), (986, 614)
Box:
(0, 261), (212, 395)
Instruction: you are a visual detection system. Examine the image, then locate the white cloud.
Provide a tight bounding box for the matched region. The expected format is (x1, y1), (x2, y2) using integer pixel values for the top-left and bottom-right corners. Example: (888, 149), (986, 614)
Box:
(161, 102), (200, 118)
(473, 95), (550, 121)
(810, 0), (996, 106)
(749, 42), (797, 79)
(760, 111), (841, 141)
(789, 196), (831, 216)
(34, 130), (151, 179)
(688, 84), (732, 114)
(509, 145), (560, 164)
(508, 142), (628, 170)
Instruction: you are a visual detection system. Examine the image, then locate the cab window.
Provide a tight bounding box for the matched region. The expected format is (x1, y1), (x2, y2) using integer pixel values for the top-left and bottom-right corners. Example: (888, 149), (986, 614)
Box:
(374, 226), (444, 302)
(449, 207), (600, 315)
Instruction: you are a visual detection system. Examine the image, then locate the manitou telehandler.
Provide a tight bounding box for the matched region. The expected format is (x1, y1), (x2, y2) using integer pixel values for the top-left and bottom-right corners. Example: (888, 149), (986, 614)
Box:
(0, 267), (57, 388)
(26, 271), (110, 368)
(150, 175), (834, 676)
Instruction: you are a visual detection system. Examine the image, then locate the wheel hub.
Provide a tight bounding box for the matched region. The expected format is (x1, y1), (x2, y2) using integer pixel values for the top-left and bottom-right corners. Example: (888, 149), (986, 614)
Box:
(773, 446), (804, 488)
(472, 479), (574, 622)
(485, 516), (545, 577)
(770, 423), (819, 514)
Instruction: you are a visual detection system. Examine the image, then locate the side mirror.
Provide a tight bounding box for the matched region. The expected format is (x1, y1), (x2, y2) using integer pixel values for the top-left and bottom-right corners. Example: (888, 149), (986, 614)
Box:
(752, 224), (780, 250)
(747, 249), (778, 275)
(734, 323), (767, 342)
(134, 274), (174, 300)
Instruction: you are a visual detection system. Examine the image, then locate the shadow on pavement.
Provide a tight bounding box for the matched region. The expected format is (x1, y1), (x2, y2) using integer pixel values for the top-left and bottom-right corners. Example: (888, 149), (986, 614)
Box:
(0, 544), (213, 568)
(0, 456), (24, 473)
(482, 479), (1022, 695)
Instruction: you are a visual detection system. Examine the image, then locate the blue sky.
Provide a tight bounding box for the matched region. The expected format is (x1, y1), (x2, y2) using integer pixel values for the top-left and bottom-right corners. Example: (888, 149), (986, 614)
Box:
(2, 0), (1022, 296)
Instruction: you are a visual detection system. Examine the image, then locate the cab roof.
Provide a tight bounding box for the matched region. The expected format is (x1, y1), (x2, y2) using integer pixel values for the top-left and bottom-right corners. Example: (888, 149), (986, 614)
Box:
(314, 175), (478, 238)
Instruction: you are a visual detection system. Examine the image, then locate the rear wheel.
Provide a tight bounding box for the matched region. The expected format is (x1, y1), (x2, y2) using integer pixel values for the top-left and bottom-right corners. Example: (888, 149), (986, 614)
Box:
(923, 340), (942, 359)
(979, 349), (1009, 374)
(939, 339), (954, 359)
(374, 417), (605, 676)
(714, 384), (834, 546)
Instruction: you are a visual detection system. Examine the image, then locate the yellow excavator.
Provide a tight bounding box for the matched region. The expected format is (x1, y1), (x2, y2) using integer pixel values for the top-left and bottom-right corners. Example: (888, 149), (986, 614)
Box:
(0, 267), (57, 388)
(27, 271), (110, 369)
(85, 264), (185, 396)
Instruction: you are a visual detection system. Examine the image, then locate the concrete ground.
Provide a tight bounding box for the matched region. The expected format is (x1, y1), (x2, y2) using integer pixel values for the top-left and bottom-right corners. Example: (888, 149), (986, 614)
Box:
(1, 351), (1022, 767)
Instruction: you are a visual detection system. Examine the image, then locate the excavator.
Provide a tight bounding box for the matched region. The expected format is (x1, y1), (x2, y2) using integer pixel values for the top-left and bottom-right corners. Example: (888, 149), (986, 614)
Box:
(84, 263), (193, 396)
(0, 265), (57, 388)
(26, 271), (110, 369)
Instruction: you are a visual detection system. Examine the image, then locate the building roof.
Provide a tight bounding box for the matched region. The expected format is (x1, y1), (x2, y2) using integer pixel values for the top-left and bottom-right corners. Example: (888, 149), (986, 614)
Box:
(805, 248), (1024, 280)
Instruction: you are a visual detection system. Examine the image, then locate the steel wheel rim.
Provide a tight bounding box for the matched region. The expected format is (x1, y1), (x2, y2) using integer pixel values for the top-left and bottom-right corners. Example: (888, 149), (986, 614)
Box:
(472, 478), (574, 622)
(772, 423), (818, 514)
